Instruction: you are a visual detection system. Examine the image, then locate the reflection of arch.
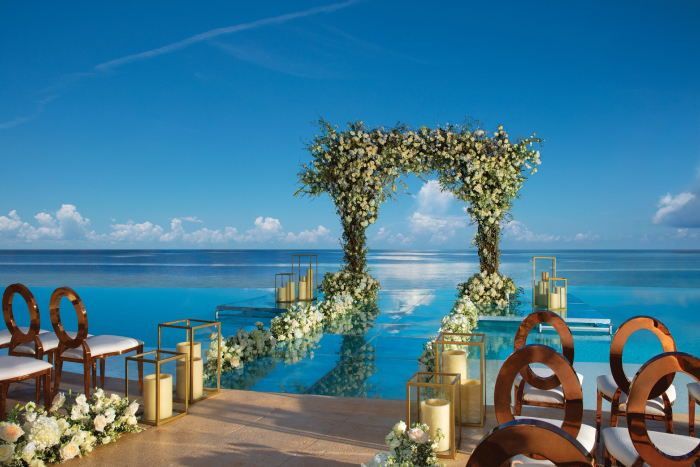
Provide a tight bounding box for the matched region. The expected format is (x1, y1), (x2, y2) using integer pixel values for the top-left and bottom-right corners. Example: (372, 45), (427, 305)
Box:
(468, 419), (594, 466)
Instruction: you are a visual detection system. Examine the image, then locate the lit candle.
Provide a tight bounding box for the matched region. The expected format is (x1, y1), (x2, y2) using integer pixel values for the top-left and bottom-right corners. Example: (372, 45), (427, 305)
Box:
(176, 357), (204, 400)
(143, 373), (173, 421)
(463, 379), (482, 423)
(420, 398), (451, 452)
(176, 341), (201, 361)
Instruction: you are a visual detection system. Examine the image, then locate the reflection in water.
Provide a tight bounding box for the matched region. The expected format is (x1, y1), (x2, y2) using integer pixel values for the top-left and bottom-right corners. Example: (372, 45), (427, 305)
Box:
(382, 289), (436, 318)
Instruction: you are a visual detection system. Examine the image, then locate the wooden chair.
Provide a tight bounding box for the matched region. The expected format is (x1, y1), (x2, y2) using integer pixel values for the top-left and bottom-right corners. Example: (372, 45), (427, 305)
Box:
(688, 382), (700, 437)
(1, 284), (50, 351)
(602, 352), (700, 466)
(0, 284), (53, 418)
(513, 310), (583, 416)
(595, 316), (676, 435)
(50, 286), (143, 397)
(494, 344), (598, 460)
(467, 419), (594, 466)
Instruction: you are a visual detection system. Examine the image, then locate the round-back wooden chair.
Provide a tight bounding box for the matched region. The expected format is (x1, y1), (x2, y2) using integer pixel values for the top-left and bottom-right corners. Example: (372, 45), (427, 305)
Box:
(467, 419), (595, 466)
(50, 287), (143, 397)
(513, 310), (582, 416)
(0, 284), (53, 418)
(602, 352), (700, 466)
(596, 316), (676, 435)
(494, 344), (597, 460)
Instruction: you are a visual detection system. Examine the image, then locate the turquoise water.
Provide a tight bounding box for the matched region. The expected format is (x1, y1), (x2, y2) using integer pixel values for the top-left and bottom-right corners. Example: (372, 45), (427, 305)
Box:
(1, 249), (699, 406)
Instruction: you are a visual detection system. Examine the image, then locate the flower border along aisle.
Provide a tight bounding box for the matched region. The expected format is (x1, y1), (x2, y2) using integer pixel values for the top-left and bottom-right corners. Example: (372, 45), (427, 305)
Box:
(0, 390), (140, 466)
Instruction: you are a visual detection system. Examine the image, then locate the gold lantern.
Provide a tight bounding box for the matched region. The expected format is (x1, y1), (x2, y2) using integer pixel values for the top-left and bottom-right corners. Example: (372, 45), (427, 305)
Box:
(125, 349), (188, 426)
(274, 272), (296, 303)
(532, 256), (556, 309)
(406, 372), (462, 459)
(433, 332), (486, 427)
(548, 277), (568, 315)
(292, 253), (318, 302)
(158, 318), (221, 404)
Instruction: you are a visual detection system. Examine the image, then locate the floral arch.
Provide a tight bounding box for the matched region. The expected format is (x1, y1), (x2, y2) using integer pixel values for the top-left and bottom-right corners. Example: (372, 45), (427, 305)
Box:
(297, 120), (541, 307)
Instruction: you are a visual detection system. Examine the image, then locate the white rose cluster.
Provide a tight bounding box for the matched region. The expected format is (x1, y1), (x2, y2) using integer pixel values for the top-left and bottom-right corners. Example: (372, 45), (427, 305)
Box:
(205, 322), (277, 379)
(0, 390), (141, 465)
(270, 302), (325, 342)
(367, 421), (440, 466)
(460, 271), (517, 308)
(320, 270), (380, 302)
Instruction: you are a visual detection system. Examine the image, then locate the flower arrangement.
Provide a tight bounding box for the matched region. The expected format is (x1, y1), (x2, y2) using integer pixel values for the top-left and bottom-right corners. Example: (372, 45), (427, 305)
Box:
(0, 390), (140, 466)
(458, 271), (516, 308)
(205, 322), (276, 378)
(270, 302), (324, 342)
(320, 270), (380, 302)
(317, 293), (355, 321)
(274, 331), (323, 364)
(364, 421), (442, 467)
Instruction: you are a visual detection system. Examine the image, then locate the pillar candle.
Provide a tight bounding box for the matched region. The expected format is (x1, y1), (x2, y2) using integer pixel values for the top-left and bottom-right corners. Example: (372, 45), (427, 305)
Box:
(176, 341), (201, 361)
(548, 291), (560, 310)
(463, 379), (482, 423)
(176, 357), (204, 400)
(298, 278), (308, 300)
(276, 287), (287, 302)
(441, 350), (468, 382)
(306, 268), (314, 298)
(559, 286), (567, 309)
(286, 281), (296, 302)
(143, 373), (173, 421)
(420, 398), (451, 452)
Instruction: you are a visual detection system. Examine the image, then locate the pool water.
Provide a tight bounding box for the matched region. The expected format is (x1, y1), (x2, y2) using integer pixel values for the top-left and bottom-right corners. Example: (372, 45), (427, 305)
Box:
(1, 249), (699, 410)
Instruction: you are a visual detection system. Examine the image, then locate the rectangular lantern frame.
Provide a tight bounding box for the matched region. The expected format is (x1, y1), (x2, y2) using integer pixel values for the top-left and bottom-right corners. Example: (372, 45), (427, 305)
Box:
(125, 349), (188, 426)
(433, 332), (486, 427)
(406, 372), (462, 459)
(532, 256), (557, 310)
(274, 272), (296, 303)
(291, 253), (318, 302)
(158, 318), (222, 404)
(547, 277), (568, 313)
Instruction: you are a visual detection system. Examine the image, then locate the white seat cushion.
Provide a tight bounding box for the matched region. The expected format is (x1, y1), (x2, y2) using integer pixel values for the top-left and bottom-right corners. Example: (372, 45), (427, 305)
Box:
(62, 335), (141, 359)
(13, 332), (91, 355)
(602, 426), (699, 466)
(515, 367), (584, 405)
(514, 416), (597, 454)
(597, 374), (676, 416)
(688, 382), (700, 402)
(0, 328), (49, 347)
(0, 356), (52, 380)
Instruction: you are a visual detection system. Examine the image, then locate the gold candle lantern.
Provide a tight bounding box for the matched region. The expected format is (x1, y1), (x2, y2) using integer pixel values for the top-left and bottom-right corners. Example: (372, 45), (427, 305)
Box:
(433, 332), (486, 427)
(406, 372), (462, 459)
(548, 277), (568, 314)
(532, 256), (557, 310)
(274, 272), (295, 303)
(292, 253), (318, 302)
(158, 318), (222, 404)
(125, 349), (188, 426)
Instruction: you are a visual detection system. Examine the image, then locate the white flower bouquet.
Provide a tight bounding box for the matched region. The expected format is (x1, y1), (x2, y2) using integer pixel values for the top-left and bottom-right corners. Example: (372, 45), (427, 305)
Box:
(459, 271), (516, 309)
(320, 270), (379, 302)
(0, 391), (140, 466)
(364, 421), (442, 467)
(205, 322), (276, 379)
(270, 303), (324, 342)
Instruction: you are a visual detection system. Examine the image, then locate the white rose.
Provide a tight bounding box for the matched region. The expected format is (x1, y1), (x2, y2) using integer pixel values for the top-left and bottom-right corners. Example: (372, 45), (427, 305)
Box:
(21, 442), (37, 463)
(0, 422), (24, 443)
(407, 427), (428, 444)
(93, 414), (108, 432)
(126, 401), (139, 416)
(392, 421), (406, 435)
(0, 443), (14, 463)
(60, 441), (80, 461)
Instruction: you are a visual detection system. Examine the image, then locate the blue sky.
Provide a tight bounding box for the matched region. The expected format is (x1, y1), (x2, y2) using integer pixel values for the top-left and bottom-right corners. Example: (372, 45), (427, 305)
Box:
(1, 0), (699, 249)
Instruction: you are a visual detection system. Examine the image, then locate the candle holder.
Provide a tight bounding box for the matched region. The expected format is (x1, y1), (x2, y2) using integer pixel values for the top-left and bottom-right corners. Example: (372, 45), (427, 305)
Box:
(548, 277), (568, 314)
(125, 349), (188, 426)
(158, 318), (221, 404)
(291, 253), (318, 302)
(532, 256), (556, 310)
(406, 372), (461, 459)
(433, 332), (486, 427)
(274, 272), (296, 303)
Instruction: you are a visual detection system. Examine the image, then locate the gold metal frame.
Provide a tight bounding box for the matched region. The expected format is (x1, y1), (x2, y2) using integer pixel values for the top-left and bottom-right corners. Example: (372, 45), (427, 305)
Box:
(125, 349), (188, 426)
(406, 372), (462, 459)
(274, 272), (296, 304)
(432, 332), (486, 427)
(532, 256), (556, 310)
(157, 318), (221, 404)
(291, 253), (318, 302)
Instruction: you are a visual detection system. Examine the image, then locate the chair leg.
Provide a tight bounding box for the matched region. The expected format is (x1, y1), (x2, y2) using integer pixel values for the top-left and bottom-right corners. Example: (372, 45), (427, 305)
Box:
(690, 395), (696, 437)
(53, 358), (64, 394)
(84, 358), (92, 397)
(137, 344), (144, 393)
(665, 406), (674, 434)
(0, 383), (7, 420)
(596, 390), (603, 435)
(43, 372), (51, 410)
(35, 376), (41, 404)
(99, 359), (106, 388)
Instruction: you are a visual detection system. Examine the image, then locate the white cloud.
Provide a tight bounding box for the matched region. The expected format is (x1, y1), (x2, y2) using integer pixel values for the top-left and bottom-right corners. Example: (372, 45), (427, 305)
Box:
(653, 192), (699, 227)
(109, 221), (165, 242)
(502, 220), (560, 242)
(408, 180), (465, 243)
(0, 204), (95, 242)
(416, 180), (454, 213)
(285, 225), (331, 243)
(573, 232), (600, 242)
(374, 227), (413, 245)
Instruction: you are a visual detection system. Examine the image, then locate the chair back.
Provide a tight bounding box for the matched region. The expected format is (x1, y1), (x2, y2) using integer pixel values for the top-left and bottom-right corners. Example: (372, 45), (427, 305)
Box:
(49, 286), (89, 351)
(2, 283), (42, 350)
(626, 352), (700, 466)
(467, 419), (594, 466)
(495, 344), (583, 439)
(610, 315), (675, 397)
(514, 310), (574, 390)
